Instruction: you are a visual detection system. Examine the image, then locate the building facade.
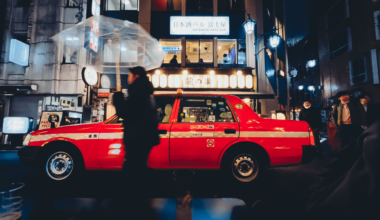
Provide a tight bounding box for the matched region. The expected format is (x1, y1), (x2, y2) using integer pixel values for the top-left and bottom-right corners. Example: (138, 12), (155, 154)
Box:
(96, 0), (289, 119)
(314, 0), (380, 106)
(0, 0), (290, 137)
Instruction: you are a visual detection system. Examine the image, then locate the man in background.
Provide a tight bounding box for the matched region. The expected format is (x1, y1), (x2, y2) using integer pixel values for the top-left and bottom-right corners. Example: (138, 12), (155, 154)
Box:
(299, 100), (323, 156)
(332, 91), (362, 149)
(358, 94), (379, 130)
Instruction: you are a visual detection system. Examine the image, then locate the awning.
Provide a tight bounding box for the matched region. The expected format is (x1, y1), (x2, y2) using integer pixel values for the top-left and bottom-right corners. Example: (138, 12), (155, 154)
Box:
(154, 90), (275, 99)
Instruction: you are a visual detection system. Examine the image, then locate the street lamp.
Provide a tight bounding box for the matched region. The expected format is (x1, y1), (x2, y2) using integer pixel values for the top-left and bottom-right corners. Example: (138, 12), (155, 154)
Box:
(269, 33), (281, 48)
(298, 85), (304, 90)
(242, 13), (256, 34)
(307, 60), (316, 68)
(308, 85), (315, 91)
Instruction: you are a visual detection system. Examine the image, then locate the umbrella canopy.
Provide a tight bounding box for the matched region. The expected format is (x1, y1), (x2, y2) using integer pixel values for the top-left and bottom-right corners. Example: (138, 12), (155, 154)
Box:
(51, 15), (166, 74)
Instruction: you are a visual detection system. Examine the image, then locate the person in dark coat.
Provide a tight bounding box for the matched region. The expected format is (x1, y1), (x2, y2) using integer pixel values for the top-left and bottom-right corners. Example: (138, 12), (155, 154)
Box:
(169, 55), (178, 64)
(331, 91), (362, 149)
(358, 94), (380, 130)
(109, 66), (160, 219)
(299, 100), (323, 155)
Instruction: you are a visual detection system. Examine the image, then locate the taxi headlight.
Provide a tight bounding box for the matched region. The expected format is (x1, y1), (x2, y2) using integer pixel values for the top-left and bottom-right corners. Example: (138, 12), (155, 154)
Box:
(23, 134), (32, 146)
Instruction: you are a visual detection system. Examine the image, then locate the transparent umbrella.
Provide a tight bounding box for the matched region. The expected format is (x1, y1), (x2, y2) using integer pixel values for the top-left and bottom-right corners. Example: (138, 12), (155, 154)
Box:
(51, 15), (166, 90)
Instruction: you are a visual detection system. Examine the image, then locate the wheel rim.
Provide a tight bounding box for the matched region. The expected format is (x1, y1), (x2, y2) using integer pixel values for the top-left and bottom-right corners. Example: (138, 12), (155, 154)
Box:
(232, 154), (259, 182)
(46, 151), (74, 180)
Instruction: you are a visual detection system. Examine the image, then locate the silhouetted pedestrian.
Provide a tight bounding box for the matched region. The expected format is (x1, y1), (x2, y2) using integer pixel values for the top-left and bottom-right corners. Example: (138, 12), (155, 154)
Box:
(332, 91), (362, 149)
(358, 94), (379, 130)
(170, 55), (178, 64)
(299, 100), (323, 156)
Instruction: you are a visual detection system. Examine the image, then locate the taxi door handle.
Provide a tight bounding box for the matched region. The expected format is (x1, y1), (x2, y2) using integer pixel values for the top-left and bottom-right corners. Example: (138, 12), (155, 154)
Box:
(224, 129), (236, 134)
(158, 130), (167, 135)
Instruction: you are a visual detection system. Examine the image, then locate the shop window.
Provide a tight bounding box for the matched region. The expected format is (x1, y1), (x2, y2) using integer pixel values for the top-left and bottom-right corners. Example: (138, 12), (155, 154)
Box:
(155, 96), (176, 123)
(327, 0), (347, 29)
(152, 0), (181, 11)
(329, 31), (349, 59)
(217, 39), (236, 64)
(349, 57), (368, 85)
(106, 0), (138, 11)
(186, 0), (213, 11)
(178, 97), (235, 123)
(160, 39), (181, 64)
(186, 39), (213, 63)
(218, 0), (244, 11)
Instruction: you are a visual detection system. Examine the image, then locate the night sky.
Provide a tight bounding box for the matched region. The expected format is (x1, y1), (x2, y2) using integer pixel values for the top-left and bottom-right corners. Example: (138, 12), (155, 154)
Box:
(285, 0), (310, 45)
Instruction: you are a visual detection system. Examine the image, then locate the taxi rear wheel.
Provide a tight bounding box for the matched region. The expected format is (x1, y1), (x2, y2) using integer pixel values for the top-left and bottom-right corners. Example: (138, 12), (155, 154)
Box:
(38, 147), (84, 182)
(223, 151), (262, 183)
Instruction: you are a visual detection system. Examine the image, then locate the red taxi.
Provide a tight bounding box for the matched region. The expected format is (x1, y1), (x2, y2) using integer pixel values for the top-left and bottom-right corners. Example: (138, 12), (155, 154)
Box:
(19, 92), (316, 183)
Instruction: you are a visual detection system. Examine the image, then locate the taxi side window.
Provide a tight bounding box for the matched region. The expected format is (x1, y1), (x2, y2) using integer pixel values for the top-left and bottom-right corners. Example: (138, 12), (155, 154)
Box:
(155, 96), (176, 123)
(178, 97), (235, 123)
(108, 116), (123, 124)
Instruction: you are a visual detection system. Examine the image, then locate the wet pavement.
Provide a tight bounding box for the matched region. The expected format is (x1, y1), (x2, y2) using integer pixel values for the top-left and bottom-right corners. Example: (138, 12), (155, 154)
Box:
(0, 136), (334, 220)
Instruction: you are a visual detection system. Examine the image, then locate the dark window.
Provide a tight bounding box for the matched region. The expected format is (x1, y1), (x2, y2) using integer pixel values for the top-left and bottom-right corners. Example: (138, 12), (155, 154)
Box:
(155, 96), (176, 123)
(218, 0), (244, 11)
(106, 0), (138, 11)
(329, 31), (349, 58)
(152, 0), (182, 11)
(17, 0), (31, 7)
(186, 0), (213, 11)
(327, 0), (346, 29)
(350, 57), (367, 84)
(178, 97), (235, 123)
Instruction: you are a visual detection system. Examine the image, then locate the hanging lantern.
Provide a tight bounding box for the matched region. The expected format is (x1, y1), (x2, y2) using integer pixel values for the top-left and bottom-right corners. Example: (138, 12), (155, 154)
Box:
(269, 33), (281, 48)
(307, 60), (316, 68)
(242, 13), (256, 34)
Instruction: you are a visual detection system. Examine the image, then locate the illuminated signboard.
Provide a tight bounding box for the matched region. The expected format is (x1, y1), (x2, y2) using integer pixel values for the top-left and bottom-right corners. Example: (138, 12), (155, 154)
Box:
(9, 39), (30, 66)
(162, 46), (181, 51)
(170, 16), (230, 35)
(3, 117), (31, 134)
(92, 0), (101, 16)
(89, 32), (99, 52)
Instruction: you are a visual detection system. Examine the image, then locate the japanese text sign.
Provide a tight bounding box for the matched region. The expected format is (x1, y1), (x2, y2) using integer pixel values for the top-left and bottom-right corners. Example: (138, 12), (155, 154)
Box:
(170, 16), (230, 35)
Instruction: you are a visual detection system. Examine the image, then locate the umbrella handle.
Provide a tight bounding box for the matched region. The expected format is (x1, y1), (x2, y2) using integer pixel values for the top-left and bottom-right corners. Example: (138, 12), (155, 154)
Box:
(115, 51), (122, 92)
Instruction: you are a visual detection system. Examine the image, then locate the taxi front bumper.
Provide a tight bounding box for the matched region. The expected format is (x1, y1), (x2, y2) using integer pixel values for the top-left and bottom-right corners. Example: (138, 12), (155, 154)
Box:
(18, 146), (41, 167)
(301, 145), (316, 164)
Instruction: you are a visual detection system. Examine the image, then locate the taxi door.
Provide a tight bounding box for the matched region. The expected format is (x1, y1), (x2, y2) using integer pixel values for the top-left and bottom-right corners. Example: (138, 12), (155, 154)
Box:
(170, 96), (239, 168)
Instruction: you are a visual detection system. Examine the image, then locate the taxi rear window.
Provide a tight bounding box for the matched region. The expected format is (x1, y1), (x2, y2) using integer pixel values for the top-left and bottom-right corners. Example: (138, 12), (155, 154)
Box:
(178, 97), (235, 123)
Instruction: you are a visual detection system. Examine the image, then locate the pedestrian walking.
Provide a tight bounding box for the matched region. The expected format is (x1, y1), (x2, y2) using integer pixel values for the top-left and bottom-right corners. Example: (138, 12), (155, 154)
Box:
(110, 66), (160, 219)
(299, 100), (323, 156)
(170, 55), (178, 64)
(358, 94), (379, 130)
(332, 91), (362, 149)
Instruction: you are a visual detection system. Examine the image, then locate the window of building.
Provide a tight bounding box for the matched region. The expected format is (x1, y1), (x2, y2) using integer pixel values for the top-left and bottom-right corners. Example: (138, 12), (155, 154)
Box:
(349, 57), (368, 85)
(160, 39), (182, 64)
(275, 17), (285, 40)
(218, 0), (244, 11)
(178, 97), (235, 123)
(277, 58), (285, 77)
(155, 96), (176, 123)
(186, 39), (213, 63)
(186, 0), (213, 11)
(67, 0), (80, 7)
(217, 39), (236, 64)
(106, 0), (138, 11)
(152, 0), (182, 11)
(63, 46), (78, 64)
(329, 31), (349, 59)
(374, 11), (380, 40)
(327, 0), (346, 29)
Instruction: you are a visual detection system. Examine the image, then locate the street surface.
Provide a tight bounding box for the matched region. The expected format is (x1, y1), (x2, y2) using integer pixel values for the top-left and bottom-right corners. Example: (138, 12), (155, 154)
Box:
(0, 138), (333, 220)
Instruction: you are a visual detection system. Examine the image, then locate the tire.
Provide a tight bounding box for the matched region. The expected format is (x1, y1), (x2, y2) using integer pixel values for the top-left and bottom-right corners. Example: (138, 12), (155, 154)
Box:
(223, 151), (263, 183)
(38, 147), (84, 182)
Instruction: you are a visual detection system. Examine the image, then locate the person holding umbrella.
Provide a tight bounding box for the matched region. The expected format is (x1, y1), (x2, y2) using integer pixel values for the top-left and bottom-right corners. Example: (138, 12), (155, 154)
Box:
(299, 100), (323, 157)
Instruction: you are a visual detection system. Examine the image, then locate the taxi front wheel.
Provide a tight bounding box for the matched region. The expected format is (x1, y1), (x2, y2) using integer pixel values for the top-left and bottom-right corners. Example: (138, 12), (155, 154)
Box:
(38, 148), (84, 182)
(223, 152), (261, 183)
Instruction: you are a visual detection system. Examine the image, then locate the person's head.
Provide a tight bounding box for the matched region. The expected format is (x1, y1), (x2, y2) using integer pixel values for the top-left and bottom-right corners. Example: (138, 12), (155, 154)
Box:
(128, 66), (146, 84)
(303, 100), (312, 109)
(199, 58), (204, 62)
(359, 94), (371, 104)
(185, 55), (188, 58)
(173, 55), (177, 59)
(336, 91), (350, 103)
(223, 54), (227, 57)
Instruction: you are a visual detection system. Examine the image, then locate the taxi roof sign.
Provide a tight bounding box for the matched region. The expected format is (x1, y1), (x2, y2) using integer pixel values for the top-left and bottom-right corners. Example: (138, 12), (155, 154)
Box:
(177, 89), (183, 94)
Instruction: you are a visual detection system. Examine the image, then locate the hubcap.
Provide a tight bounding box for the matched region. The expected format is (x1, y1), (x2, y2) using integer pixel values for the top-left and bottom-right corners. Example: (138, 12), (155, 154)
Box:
(46, 151), (74, 180)
(232, 154), (259, 182)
